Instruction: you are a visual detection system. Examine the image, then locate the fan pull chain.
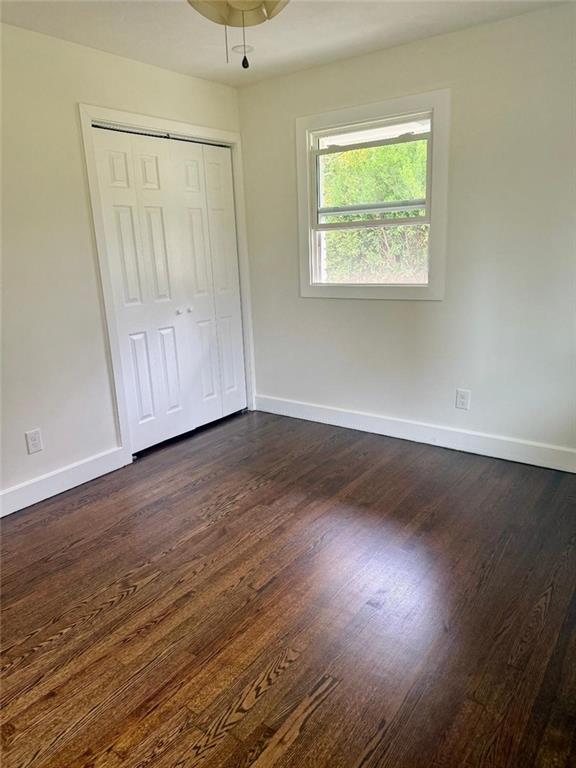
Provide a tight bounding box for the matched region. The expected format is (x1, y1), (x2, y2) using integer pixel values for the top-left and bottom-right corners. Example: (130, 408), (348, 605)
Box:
(242, 11), (250, 69)
(224, 23), (229, 63)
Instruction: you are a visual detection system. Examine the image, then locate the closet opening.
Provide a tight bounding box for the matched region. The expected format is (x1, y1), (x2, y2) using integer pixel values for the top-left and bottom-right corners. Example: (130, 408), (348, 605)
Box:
(82, 106), (251, 457)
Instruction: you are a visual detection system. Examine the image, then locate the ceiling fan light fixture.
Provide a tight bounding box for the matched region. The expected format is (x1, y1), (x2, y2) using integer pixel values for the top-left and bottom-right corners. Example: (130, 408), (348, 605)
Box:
(187, 0), (289, 27)
(187, 0), (289, 70)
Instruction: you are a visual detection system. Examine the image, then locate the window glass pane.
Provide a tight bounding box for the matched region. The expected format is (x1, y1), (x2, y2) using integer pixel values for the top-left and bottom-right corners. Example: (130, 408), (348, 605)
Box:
(319, 209), (425, 225)
(316, 224), (429, 285)
(318, 116), (430, 149)
(318, 139), (428, 209)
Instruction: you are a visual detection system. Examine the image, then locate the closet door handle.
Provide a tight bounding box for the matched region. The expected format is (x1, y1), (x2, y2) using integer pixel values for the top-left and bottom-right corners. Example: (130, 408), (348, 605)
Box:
(175, 308), (183, 315)
(186, 307), (193, 313)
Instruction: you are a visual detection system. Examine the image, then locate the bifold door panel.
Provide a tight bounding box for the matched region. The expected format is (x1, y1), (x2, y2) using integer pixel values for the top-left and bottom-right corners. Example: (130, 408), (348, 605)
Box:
(93, 129), (246, 452)
(170, 140), (223, 430)
(203, 145), (247, 416)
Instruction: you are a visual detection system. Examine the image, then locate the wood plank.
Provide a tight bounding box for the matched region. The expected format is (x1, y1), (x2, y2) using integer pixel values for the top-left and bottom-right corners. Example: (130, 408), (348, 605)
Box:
(1, 412), (574, 768)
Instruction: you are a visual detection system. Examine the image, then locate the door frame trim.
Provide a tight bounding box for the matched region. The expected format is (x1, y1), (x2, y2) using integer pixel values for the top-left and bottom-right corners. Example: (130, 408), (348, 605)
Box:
(79, 103), (256, 456)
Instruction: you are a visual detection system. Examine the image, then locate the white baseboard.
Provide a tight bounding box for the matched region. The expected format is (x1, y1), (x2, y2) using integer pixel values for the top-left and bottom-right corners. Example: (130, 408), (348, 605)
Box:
(0, 447), (133, 517)
(2, 399), (572, 518)
(255, 395), (576, 474)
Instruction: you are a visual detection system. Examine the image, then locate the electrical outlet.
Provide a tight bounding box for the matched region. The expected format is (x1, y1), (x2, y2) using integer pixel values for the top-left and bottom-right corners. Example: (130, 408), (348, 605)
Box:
(25, 428), (43, 455)
(455, 389), (471, 411)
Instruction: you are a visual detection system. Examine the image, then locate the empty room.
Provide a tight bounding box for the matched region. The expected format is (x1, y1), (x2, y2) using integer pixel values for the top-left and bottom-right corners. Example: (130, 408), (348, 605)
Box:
(1, 0), (575, 766)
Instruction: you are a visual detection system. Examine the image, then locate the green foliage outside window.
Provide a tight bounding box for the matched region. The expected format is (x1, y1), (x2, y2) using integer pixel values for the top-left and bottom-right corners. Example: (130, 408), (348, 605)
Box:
(319, 139), (429, 284)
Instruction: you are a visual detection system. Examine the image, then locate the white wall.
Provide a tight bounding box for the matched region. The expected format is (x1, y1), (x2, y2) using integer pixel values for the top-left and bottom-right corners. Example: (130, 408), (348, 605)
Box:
(2, 6), (575, 515)
(239, 5), (576, 468)
(1, 24), (239, 497)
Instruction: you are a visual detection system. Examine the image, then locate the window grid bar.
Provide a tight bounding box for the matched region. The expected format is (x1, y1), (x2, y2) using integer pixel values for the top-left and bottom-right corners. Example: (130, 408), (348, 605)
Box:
(313, 216), (430, 233)
(310, 280), (430, 288)
(312, 109), (432, 142)
(314, 132), (430, 157)
(319, 200), (426, 216)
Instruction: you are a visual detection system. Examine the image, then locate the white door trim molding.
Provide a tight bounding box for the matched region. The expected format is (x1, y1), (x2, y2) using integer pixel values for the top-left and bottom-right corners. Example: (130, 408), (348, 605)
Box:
(0, 448), (130, 518)
(255, 395), (576, 473)
(79, 104), (257, 459)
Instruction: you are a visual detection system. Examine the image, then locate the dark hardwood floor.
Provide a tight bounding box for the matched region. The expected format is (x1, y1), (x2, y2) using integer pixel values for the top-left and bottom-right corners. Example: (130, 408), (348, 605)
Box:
(1, 412), (575, 768)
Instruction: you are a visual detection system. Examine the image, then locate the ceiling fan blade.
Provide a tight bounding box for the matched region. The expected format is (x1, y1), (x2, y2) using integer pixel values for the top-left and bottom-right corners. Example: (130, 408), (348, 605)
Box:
(187, 1), (231, 26)
(263, 0), (290, 19)
(187, 0), (271, 27)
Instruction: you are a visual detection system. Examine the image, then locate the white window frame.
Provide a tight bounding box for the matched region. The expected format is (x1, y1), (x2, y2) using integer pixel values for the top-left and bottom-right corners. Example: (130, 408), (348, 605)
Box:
(296, 90), (450, 300)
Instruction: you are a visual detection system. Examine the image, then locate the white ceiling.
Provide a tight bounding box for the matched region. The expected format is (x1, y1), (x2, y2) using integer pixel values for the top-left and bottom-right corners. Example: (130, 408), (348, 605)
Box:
(0, 0), (554, 87)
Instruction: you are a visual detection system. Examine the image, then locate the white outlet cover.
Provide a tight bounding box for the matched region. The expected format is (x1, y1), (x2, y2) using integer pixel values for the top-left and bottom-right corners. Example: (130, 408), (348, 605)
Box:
(455, 389), (471, 410)
(25, 428), (43, 454)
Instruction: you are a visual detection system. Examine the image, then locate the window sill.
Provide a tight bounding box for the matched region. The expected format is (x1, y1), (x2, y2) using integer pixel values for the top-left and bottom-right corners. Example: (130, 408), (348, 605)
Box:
(300, 282), (445, 300)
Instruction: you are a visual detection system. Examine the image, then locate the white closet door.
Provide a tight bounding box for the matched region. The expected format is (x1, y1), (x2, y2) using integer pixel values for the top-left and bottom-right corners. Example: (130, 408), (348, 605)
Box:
(169, 140), (223, 428)
(203, 145), (247, 417)
(94, 129), (194, 452)
(93, 128), (247, 452)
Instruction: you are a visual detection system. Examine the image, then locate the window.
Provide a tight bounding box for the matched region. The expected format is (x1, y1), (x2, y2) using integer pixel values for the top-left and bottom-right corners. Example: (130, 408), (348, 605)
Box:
(297, 90), (450, 299)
